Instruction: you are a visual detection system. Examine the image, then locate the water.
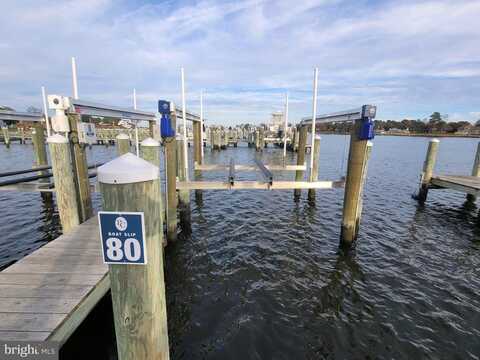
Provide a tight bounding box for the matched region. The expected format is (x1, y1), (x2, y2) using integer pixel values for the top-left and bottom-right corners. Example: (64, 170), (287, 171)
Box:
(1, 136), (480, 359)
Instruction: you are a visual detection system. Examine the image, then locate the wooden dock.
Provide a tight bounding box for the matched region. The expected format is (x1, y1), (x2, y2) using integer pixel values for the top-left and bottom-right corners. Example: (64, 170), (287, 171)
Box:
(0, 216), (108, 345)
(430, 175), (480, 196)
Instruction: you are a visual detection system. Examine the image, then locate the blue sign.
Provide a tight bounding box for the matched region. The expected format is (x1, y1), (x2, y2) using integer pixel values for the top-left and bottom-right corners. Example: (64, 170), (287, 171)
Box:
(98, 211), (147, 265)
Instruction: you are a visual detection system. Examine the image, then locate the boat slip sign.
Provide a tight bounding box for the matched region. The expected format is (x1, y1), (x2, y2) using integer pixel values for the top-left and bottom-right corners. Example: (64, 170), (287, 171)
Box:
(98, 211), (147, 265)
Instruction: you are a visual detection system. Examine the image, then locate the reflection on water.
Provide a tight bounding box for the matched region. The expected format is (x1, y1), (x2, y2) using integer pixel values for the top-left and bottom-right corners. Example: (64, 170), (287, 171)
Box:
(2, 136), (480, 358)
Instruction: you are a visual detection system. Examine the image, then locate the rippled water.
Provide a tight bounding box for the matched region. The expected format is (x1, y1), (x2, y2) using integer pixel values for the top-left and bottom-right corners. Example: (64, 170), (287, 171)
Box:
(1, 136), (480, 359)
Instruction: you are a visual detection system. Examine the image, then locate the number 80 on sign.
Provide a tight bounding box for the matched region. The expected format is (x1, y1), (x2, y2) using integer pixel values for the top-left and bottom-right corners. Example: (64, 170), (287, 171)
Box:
(98, 211), (147, 265)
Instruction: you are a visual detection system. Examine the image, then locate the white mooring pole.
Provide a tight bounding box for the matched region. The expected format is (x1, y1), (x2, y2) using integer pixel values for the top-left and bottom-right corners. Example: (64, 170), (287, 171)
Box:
(41, 86), (51, 137)
(181, 68), (189, 181)
(71, 57), (79, 100)
(200, 89), (204, 161)
(133, 88), (139, 157)
(283, 92), (289, 159)
(309, 68), (318, 181)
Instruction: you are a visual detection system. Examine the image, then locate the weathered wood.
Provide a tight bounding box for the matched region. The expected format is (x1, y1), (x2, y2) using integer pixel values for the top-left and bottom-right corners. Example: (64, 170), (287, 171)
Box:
(116, 133), (131, 156)
(417, 139), (439, 202)
(176, 138), (191, 229)
(0, 217), (110, 345)
(68, 114), (93, 222)
(165, 112), (177, 242)
(308, 136), (321, 200)
(341, 121), (373, 247)
(140, 137), (165, 235)
(431, 175), (480, 196)
(294, 125), (308, 198)
(467, 142), (480, 201)
(193, 122), (203, 201)
(47, 134), (80, 233)
(2, 127), (10, 148)
(99, 156), (169, 360)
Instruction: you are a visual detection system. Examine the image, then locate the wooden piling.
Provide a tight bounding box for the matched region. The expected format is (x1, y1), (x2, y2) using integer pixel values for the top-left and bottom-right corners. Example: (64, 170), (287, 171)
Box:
(340, 120), (374, 247)
(32, 123), (51, 201)
(140, 137), (165, 227)
(467, 142), (480, 202)
(192, 121), (203, 201)
(2, 127), (10, 148)
(116, 133), (131, 156)
(417, 139), (439, 203)
(294, 125), (308, 198)
(176, 138), (191, 229)
(165, 111), (178, 242)
(98, 154), (169, 360)
(47, 134), (80, 233)
(308, 135), (321, 201)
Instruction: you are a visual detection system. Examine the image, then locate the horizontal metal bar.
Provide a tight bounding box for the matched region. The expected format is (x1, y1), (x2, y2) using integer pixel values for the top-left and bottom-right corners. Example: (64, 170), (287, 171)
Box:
(174, 108), (201, 123)
(254, 158), (273, 185)
(300, 105), (376, 126)
(0, 110), (44, 122)
(194, 163), (306, 172)
(176, 180), (344, 190)
(0, 165), (51, 178)
(71, 99), (156, 122)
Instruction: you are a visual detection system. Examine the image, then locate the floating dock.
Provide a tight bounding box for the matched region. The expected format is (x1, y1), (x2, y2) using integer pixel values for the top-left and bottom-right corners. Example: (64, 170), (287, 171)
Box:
(0, 216), (108, 345)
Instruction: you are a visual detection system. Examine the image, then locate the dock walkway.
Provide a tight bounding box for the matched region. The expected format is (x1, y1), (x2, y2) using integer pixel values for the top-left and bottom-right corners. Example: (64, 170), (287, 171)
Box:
(431, 175), (480, 196)
(0, 216), (109, 345)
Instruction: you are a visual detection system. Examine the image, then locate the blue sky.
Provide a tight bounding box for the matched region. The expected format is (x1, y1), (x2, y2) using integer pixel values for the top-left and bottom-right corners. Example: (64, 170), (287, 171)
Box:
(1, 0), (479, 124)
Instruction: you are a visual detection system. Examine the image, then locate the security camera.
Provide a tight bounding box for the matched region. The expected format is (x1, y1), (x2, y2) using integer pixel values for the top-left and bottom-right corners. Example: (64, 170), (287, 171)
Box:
(47, 95), (70, 110)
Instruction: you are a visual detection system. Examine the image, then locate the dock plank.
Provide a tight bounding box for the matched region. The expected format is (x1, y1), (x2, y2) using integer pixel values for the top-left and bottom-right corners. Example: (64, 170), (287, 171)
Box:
(431, 175), (480, 196)
(0, 216), (110, 346)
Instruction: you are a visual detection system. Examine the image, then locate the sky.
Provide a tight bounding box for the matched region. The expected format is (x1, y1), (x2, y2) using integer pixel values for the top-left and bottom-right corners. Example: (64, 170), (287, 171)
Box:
(0, 0), (479, 125)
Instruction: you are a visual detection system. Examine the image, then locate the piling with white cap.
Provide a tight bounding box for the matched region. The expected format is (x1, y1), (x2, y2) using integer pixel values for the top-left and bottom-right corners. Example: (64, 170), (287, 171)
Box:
(140, 137), (160, 167)
(98, 153), (169, 359)
(165, 108), (178, 242)
(417, 138), (440, 203)
(116, 133), (130, 156)
(47, 134), (80, 232)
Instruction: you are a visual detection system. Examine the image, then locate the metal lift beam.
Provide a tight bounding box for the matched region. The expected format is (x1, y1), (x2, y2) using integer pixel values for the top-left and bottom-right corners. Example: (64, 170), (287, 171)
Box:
(0, 110), (44, 123)
(300, 104), (377, 126)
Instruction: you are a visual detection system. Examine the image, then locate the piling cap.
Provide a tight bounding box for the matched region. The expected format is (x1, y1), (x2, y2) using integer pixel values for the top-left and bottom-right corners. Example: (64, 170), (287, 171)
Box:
(431, 138), (440, 143)
(141, 137), (160, 147)
(47, 134), (68, 144)
(98, 153), (159, 184)
(116, 133), (130, 140)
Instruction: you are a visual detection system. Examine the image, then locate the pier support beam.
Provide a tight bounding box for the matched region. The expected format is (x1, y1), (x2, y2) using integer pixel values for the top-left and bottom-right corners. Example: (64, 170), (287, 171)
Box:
(193, 121), (203, 201)
(294, 125), (308, 199)
(417, 139), (439, 203)
(98, 154), (169, 360)
(47, 134), (80, 233)
(165, 111), (178, 242)
(176, 138), (191, 230)
(68, 114), (93, 222)
(116, 133), (130, 156)
(308, 135), (321, 201)
(467, 142), (480, 202)
(32, 123), (51, 201)
(140, 138), (164, 226)
(340, 120), (373, 247)
(2, 127), (10, 148)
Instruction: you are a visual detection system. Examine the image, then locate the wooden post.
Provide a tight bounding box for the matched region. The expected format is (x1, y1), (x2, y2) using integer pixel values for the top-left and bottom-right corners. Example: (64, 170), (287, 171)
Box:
(307, 135), (321, 201)
(340, 120), (374, 247)
(47, 134), (80, 233)
(2, 127), (10, 148)
(176, 139), (191, 229)
(116, 133), (130, 156)
(98, 154), (169, 360)
(417, 139), (439, 203)
(294, 125), (308, 198)
(467, 142), (480, 202)
(32, 123), (52, 201)
(68, 114), (93, 222)
(165, 111), (177, 242)
(140, 137), (166, 242)
(192, 121), (203, 201)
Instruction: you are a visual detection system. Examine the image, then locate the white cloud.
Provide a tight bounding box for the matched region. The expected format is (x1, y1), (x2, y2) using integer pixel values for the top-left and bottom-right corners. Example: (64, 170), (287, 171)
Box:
(0, 0), (479, 124)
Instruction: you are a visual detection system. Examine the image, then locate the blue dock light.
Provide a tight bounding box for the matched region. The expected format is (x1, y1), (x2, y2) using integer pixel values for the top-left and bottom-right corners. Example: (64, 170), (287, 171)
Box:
(158, 100), (175, 138)
(359, 105), (376, 140)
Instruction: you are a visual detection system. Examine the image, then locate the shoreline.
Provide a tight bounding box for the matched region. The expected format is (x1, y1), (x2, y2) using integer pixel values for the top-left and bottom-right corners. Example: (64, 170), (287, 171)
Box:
(318, 131), (480, 139)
